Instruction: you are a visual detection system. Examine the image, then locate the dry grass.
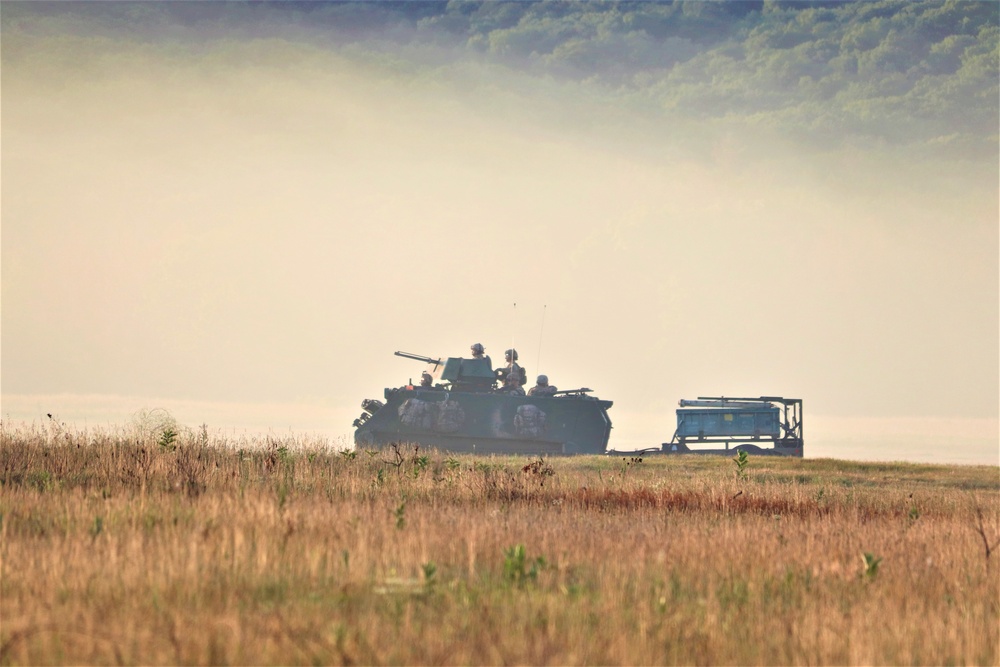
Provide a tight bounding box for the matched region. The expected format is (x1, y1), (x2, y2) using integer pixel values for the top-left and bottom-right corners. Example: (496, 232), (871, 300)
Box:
(2, 422), (998, 665)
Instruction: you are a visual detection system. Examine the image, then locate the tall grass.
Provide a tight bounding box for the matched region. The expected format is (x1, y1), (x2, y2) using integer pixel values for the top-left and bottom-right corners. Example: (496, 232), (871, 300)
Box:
(2, 423), (998, 665)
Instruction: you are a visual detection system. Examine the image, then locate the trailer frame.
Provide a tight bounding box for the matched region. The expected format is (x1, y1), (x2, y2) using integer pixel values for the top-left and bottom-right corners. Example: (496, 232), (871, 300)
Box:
(662, 396), (803, 457)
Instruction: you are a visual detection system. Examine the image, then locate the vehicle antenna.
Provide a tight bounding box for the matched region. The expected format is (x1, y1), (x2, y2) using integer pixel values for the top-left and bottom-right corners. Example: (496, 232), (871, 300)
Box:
(510, 302), (516, 363)
(536, 304), (547, 373)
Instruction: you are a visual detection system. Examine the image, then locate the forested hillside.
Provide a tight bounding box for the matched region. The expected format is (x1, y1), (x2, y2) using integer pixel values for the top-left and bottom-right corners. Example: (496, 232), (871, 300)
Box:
(5, 0), (998, 153)
(246, 1), (997, 152)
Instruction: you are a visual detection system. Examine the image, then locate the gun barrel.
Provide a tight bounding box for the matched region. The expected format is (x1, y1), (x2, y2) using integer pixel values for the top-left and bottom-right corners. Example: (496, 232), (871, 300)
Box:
(394, 351), (443, 367)
(552, 387), (593, 396)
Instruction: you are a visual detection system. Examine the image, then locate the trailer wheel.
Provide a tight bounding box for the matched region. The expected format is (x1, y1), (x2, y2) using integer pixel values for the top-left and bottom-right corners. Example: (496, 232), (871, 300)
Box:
(734, 444), (763, 454)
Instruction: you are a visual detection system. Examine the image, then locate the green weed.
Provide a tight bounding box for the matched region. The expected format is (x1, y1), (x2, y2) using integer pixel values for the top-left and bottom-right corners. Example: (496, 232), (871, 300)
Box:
(503, 544), (546, 587)
(394, 500), (406, 530)
(412, 455), (430, 478)
(158, 427), (178, 452)
(733, 450), (750, 481)
(861, 552), (882, 580)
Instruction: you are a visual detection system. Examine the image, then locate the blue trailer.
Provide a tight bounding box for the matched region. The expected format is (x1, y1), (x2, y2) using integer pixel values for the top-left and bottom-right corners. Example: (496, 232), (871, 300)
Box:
(663, 396), (803, 457)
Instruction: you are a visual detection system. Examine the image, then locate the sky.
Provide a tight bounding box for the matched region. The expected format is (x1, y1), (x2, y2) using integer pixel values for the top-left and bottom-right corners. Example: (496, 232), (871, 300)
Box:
(2, 7), (998, 464)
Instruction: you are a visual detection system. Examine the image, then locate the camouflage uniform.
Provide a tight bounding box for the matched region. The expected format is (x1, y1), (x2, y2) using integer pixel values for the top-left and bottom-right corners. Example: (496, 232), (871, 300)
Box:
(497, 349), (526, 392)
(528, 374), (557, 396)
(496, 362), (524, 386)
(500, 370), (526, 396)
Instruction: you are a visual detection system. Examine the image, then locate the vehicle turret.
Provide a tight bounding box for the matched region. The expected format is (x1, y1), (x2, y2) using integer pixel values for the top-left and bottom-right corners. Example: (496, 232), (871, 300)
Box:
(394, 350), (497, 392)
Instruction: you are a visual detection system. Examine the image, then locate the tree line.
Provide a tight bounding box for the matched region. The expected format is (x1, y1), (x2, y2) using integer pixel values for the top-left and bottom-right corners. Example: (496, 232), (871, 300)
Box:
(8, 1), (999, 153)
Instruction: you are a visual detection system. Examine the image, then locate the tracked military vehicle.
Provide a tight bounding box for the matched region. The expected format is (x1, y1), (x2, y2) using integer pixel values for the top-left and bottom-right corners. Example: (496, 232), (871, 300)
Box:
(353, 351), (613, 455)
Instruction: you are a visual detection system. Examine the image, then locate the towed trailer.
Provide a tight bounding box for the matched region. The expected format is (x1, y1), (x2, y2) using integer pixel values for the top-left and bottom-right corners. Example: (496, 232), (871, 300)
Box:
(659, 396), (803, 457)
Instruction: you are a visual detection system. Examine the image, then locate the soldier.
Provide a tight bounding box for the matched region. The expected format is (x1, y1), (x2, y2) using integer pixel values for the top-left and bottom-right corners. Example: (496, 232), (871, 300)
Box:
(499, 348), (527, 387)
(470, 342), (492, 366)
(419, 371), (434, 388)
(499, 370), (526, 396)
(527, 374), (557, 397)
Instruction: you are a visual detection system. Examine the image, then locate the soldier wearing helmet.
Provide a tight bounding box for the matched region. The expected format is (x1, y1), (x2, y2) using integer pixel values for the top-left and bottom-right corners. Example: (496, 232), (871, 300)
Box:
(497, 348), (526, 389)
(419, 371), (434, 388)
(499, 370), (526, 395)
(528, 374), (557, 397)
(469, 342), (492, 368)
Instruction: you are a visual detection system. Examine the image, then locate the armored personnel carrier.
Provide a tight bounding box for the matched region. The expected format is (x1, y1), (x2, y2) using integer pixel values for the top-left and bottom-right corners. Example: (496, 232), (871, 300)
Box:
(353, 351), (613, 455)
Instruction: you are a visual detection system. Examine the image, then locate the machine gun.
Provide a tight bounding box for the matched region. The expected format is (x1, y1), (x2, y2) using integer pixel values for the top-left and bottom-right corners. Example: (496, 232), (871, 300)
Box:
(394, 351), (444, 370)
(552, 388), (593, 396)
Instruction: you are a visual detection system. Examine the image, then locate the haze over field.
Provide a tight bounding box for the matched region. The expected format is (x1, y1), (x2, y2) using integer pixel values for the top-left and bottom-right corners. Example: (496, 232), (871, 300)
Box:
(2, 2), (997, 463)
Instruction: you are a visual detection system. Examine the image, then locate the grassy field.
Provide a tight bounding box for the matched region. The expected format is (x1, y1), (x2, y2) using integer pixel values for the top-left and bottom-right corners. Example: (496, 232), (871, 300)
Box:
(2, 423), (998, 665)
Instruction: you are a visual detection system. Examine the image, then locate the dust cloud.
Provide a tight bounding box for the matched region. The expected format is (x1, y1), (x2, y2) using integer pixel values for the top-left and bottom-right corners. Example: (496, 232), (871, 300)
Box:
(2, 17), (997, 463)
